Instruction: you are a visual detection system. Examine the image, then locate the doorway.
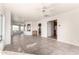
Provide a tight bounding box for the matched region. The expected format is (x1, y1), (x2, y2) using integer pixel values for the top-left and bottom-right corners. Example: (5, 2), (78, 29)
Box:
(0, 15), (4, 41)
(53, 20), (57, 39)
(47, 20), (57, 39)
(0, 15), (5, 50)
(38, 23), (41, 36)
(0, 15), (2, 41)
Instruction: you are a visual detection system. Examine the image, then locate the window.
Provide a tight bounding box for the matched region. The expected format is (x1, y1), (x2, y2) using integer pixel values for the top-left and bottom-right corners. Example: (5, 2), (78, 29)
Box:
(12, 25), (19, 31)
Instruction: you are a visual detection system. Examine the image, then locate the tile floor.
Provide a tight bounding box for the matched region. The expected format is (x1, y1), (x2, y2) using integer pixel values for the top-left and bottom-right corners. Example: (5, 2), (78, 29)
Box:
(3, 34), (79, 55)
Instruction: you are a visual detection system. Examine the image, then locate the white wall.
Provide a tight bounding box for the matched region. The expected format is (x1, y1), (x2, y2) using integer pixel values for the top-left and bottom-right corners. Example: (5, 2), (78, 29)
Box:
(0, 14), (4, 51)
(0, 5), (11, 45)
(4, 10), (11, 45)
(37, 19), (48, 37)
(24, 20), (48, 37)
(40, 8), (79, 46)
(0, 8), (11, 50)
(24, 21), (38, 35)
(0, 5), (5, 51)
(24, 22), (32, 35)
(56, 8), (79, 46)
(0, 5), (6, 50)
(1, 5), (79, 47)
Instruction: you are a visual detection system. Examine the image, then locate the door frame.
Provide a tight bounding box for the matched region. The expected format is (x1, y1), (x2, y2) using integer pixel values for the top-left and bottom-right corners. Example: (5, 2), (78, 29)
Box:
(0, 14), (5, 42)
(47, 19), (57, 40)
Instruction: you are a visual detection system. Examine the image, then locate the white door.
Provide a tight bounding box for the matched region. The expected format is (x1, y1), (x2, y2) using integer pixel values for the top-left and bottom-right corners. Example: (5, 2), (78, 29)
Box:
(0, 15), (5, 51)
(0, 15), (2, 41)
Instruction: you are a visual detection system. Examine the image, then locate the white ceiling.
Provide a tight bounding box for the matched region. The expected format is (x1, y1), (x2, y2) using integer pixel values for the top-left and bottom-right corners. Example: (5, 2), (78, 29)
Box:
(3, 3), (79, 23)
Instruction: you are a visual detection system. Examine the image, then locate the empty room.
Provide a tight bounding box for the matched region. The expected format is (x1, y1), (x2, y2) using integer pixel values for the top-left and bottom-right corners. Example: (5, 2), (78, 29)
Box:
(1, 3), (79, 55)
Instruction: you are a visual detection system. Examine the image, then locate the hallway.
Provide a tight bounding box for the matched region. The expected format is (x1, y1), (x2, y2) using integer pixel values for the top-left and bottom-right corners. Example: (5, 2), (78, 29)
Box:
(3, 35), (79, 55)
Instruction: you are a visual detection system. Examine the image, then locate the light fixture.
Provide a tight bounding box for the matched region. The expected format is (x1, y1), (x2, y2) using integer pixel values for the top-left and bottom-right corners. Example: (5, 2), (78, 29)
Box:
(42, 6), (49, 17)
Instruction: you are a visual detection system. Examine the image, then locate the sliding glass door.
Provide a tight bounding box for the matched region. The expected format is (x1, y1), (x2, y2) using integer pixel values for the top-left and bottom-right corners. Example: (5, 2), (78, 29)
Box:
(0, 15), (5, 51)
(0, 15), (2, 41)
(0, 15), (3, 41)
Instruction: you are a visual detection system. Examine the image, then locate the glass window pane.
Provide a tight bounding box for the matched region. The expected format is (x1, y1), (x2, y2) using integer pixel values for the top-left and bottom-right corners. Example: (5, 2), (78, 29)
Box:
(21, 26), (24, 31)
(12, 25), (19, 31)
